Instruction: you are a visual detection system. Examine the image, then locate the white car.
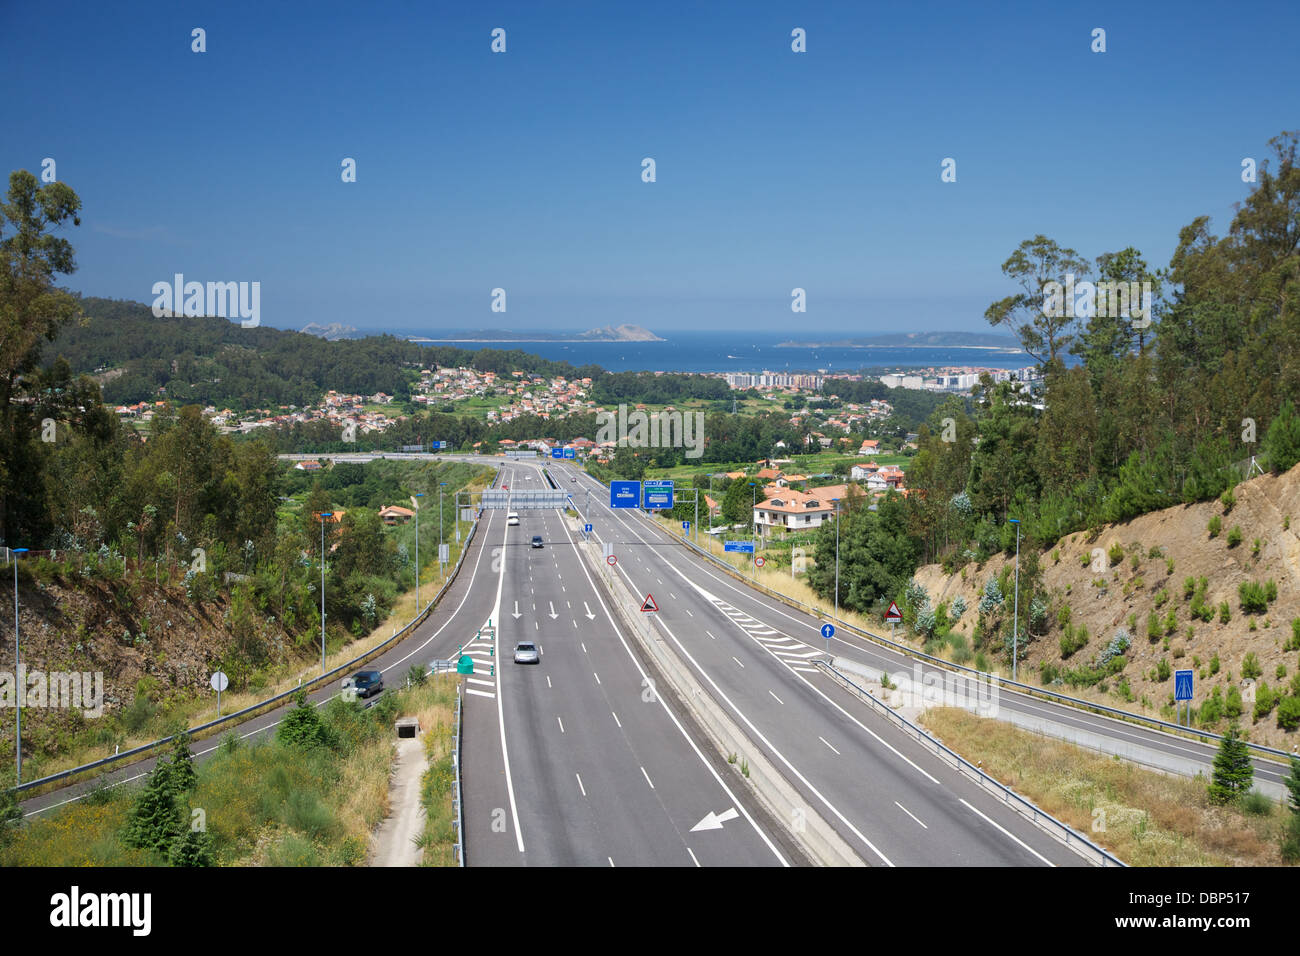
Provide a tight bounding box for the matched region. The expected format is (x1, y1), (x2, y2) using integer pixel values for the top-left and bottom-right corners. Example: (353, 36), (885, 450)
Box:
(507, 512), (520, 526)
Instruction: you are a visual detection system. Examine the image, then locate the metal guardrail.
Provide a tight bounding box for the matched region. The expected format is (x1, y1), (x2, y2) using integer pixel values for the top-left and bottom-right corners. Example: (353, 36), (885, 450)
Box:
(646, 510), (1295, 765)
(14, 499), (488, 796)
(815, 659), (1126, 867)
(452, 688), (465, 867)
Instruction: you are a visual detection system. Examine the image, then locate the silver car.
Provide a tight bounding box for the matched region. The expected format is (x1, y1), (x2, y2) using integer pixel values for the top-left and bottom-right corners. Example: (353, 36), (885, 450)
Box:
(514, 641), (540, 664)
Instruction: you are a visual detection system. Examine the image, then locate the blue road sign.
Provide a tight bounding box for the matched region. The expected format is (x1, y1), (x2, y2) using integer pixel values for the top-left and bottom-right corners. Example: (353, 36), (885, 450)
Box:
(584, 523), (593, 533)
(1175, 669), (1194, 701)
(821, 623), (835, 640)
(643, 479), (674, 509)
(610, 481), (641, 509)
(551, 447), (563, 459)
(563, 447), (575, 459)
(432, 440), (446, 449)
(724, 540), (756, 554)
(682, 520), (690, 530)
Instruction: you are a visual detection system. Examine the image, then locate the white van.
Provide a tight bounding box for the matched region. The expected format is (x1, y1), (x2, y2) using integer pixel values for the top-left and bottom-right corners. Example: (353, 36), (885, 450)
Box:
(507, 512), (520, 526)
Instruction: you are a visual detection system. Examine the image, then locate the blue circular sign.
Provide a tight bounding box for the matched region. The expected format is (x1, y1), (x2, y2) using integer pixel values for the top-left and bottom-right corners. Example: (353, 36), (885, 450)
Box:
(821, 623), (835, 639)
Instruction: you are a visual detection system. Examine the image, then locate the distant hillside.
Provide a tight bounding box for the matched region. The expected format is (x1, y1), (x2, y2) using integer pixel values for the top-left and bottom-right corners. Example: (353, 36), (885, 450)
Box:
(911, 463), (1300, 749)
(777, 331), (1022, 350)
(42, 297), (604, 410)
(300, 322), (363, 340)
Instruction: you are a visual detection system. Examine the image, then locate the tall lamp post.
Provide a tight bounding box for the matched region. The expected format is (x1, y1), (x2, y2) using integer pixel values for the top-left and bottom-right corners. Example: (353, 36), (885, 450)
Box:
(1009, 517), (1021, 681)
(439, 482), (448, 578)
(830, 499), (841, 622)
(411, 492), (425, 610)
(12, 547), (27, 784)
(317, 514), (332, 674)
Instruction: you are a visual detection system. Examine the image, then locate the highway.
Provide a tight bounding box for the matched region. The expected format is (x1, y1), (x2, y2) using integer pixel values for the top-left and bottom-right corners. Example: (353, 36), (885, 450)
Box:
(459, 465), (790, 866)
(542, 460), (1088, 865)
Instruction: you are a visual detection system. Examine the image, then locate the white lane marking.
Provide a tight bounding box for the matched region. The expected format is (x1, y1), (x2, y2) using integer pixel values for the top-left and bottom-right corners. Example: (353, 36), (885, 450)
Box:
(465, 688), (496, 699)
(612, 711), (622, 728)
(576, 773), (587, 797)
(732, 656), (745, 668)
(705, 629), (715, 639)
(556, 501), (788, 866)
(466, 677), (495, 687)
(670, 592), (677, 600)
(687, 847), (701, 867)
(581, 642), (587, 652)
(769, 690), (784, 705)
(641, 766), (655, 789)
(608, 856), (615, 866)
(557, 717), (565, 734)
(593, 671), (601, 685)
(959, 798), (1054, 866)
(819, 736), (840, 755)
(685, 608), (694, 617)
(546, 676), (552, 688)
(896, 801), (928, 829)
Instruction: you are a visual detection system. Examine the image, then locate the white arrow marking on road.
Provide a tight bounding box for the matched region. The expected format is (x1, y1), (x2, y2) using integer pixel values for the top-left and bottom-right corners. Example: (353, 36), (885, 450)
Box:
(584, 601), (596, 620)
(691, 807), (740, 832)
(548, 601), (558, 619)
(512, 600), (522, 620)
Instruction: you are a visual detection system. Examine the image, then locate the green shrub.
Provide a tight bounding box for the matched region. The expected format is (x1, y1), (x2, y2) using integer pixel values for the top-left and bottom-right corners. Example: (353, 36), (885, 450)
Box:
(1239, 581), (1269, 614)
(1220, 487), (1236, 514)
(1147, 612), (1162, 643)
(1200, 687), (1224, 725)
(276, 691), (335, 749)
(1277, 696), (1300, 731)
(1108, 542), (1124, 566)
(1254, 683), (1278, 722)
(1252, 538), (1262, 558)
(1210, 653), (1221, 675)
(1242, 652), (1263, 679)
(1240, 791), (1273, 816)
(1208, 725), (1253, 805)
(1208, 515), (1222, 538)
(1183, 576), (1197, 600)
(1225, 685), (1243, 718)
(1227, 525), (1242, 548)
(1156, 658), (1171, 681)
(1288, 619), (1300, 652)
(1218, 601), (1231, 624)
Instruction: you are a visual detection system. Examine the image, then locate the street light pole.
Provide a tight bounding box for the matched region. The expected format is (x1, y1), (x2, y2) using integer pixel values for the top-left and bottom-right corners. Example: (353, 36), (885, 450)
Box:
(412, 492), (425, 611)
(318, 514), (331, 674)
(1010, 517), (1021, 681)
(12, 547), (28, 785)
(439, 482), (447, 578)
(831, 500), (840, 622)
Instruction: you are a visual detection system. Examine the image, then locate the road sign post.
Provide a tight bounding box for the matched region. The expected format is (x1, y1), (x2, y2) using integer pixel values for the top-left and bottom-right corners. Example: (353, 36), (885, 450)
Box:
(1175, 669), (1194, 726)
(820, 622), (834, 657)
(885, 601), (902, 645)
(210, 670), (229, 716)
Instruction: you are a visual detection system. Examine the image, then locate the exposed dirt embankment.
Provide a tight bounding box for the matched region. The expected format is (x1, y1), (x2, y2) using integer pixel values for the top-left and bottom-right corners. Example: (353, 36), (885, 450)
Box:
(912, 464), (1300, 749)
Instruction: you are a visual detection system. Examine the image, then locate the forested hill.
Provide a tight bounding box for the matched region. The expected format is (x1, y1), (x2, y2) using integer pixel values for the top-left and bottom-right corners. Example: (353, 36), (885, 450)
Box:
(47, 297), (603, 411)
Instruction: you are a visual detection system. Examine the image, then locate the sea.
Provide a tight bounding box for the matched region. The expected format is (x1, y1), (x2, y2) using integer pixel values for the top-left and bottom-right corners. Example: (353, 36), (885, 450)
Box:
(392, 330), (1033, 375)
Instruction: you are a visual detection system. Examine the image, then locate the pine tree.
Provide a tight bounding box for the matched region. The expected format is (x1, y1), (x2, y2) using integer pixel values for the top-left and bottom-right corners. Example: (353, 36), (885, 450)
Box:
(1285, 756), (1300, 815)
(1207, 724), (1254, 805)
(123, 759), (184, 852)
(169, 732), (197, 794)
(169, 828), (215, 867)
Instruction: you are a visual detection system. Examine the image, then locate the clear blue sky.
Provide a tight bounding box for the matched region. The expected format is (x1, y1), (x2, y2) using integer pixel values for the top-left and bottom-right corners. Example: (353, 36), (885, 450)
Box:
(4, 0), (1296, 335)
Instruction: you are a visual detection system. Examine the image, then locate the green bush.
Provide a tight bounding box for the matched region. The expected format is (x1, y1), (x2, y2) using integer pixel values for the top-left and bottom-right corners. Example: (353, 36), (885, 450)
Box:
(1108, 542), (1125, 566)
(1156, 658), (1171, 681)
(1218, 601), (1231, 624)
(1210, 653), (1221, 675)
(1242, 652), (1263, 679)
(1208, 515), (1222, 538)
(1147, 612), (1162, 643)
(1240, 791), (1272, 816)
(1239, 581), (1269, 615)
(1183, 576), (1197, 600)
(1208, 725), (1253, 805)
(1059, 623), (1088, 659)
(1199, 687), (1224, 726)
(1227, 525), (1242, 548)
(1277, 696), (1300, 731)
(1226, 685), (1243, 718)
(1252, 538), (1262, 558)
(1220, 487), (1236, 514)
(1253, 683), (1277, 722)
(276, 691), (335, 749)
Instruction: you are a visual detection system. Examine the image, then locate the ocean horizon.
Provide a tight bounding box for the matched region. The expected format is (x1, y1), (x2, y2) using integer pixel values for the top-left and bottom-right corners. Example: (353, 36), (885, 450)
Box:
(389, 329), (1036, 375)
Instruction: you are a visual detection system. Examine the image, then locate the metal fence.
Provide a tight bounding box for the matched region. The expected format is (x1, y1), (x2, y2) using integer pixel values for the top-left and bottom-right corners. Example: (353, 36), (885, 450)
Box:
(657, 515), (1295, 765)
(815, 659), (1126, 867)
(452, 688), (465, 866)
(14, 509), (484, 796)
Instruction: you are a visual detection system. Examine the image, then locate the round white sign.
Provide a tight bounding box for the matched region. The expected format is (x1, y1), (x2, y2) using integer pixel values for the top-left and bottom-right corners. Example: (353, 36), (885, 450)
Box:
(210, 671), (229, 692)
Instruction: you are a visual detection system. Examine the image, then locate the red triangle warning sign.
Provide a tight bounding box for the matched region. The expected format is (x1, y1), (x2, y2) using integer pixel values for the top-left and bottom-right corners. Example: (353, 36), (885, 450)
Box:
(640, 593), (659, 613)
(884, 601), (903, 622)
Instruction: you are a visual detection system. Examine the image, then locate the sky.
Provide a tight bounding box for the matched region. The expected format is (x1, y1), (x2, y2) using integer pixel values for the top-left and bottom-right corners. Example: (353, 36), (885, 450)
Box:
(3, 0), (1297, 336)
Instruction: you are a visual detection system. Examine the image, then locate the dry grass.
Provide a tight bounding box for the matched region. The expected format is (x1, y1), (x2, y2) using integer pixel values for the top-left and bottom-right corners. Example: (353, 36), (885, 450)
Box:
(411, 677), (459, 866)
(920, 707), (1293, 866)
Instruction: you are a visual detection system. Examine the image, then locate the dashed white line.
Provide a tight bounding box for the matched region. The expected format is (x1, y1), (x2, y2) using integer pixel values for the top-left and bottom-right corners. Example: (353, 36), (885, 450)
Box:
(546, 675), (552, 688)
(959, 799), (1053, 866)
(685, 608), (694, 617)
(581, 641), (587, 653)
(557, 717), (565, 734)
(640, 766), (655, 789)
(576, 773), (587, 797)
(612, 711), (621, 728)
(687, 847), (700, 866)
(593, 671), (601, 685)
(705, 629), (715, 639)
(732, 656), (744, 668)
(819, 736), (840, 755)
(768, 690), (784, 705)
(895, 801), (928, 829)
